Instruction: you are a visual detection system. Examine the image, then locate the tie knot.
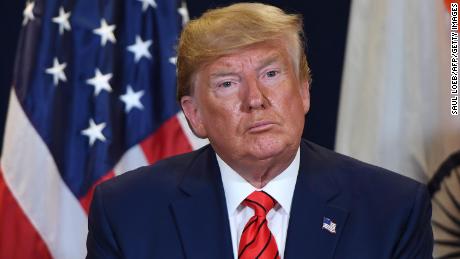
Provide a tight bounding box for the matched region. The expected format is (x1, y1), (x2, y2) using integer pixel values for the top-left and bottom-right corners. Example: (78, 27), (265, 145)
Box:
(242, 191), (277, 217)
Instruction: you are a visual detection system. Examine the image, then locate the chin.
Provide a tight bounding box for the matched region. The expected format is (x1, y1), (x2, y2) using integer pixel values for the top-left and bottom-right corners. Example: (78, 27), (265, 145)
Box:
(247, 137), (292, 160)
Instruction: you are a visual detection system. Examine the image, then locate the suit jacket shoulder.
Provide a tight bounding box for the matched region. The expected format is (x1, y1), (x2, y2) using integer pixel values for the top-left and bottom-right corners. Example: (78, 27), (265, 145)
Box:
(86, 144), (231, 259)
(289, 140), (433, 259)
(302, 139), (422, 201)
(98, 145), (205, 202)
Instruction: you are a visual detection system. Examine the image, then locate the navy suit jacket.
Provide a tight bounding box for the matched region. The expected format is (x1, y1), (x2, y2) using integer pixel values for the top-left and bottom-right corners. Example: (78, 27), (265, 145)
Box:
(86, 140), (433, 259)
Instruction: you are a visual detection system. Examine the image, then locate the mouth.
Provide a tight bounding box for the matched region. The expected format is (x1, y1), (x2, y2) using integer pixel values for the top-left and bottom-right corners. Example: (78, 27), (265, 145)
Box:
(247, 121), (277, 133)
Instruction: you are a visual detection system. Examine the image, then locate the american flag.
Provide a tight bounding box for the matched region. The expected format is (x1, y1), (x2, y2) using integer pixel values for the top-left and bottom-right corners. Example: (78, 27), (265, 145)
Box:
(322, 217), (337, 234)
(0, 0), (207, 258)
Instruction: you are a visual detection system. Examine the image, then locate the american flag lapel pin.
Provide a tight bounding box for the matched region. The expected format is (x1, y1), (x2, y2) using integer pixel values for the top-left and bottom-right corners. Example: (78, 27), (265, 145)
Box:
(322, 217), (337, 234)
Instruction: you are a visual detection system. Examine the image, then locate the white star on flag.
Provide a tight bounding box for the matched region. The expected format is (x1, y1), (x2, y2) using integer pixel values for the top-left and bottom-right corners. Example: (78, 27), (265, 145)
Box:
(169, 57), (177, 65)
(178, 1), (189, 26)
(138, 0), (157, 12)
(52, 7), (71, 35)
(127, 35), (152, 62)
(120, 85), (145, 113)
(22, 1), (35, 26)
(86, 69), (113, 96)
(81, 119), (106, 146)
(93, 19), (116, 46)
(45, 58), (67, 86)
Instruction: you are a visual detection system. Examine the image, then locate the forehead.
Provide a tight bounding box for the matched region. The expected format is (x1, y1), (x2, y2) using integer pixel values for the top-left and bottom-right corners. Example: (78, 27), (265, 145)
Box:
(203, 41), (290, 73)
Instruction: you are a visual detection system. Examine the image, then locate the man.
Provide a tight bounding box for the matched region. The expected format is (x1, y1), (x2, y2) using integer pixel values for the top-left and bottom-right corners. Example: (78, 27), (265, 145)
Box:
(87, 3), (433, 259)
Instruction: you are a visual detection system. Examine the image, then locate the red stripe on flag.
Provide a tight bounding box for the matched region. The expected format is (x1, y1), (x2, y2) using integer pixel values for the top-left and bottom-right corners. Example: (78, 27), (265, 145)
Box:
(0, 169), (52, 259)
(79, 171), (115, 213)
(140, 115), (193, 164)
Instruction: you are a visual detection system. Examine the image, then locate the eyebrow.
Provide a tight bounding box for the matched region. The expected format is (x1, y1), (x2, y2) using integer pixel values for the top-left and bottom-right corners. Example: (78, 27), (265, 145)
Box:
(209, 53), (282, 79)
(256, 54), (282, 71)
(209, 71), (240, 79)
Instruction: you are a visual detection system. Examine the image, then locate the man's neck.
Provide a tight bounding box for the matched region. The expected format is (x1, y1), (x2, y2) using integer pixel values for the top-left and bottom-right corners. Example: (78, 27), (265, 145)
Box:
(217, 146), (298, 189)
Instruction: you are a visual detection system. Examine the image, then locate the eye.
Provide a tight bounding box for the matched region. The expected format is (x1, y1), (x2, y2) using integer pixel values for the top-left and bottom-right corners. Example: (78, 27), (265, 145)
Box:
(219, 81), (233, 88)
(266, 70), (279, 78)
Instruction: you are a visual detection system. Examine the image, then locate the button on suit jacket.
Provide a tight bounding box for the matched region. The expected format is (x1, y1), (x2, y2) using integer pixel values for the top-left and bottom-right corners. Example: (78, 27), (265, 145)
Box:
(86, 140), (433, 259)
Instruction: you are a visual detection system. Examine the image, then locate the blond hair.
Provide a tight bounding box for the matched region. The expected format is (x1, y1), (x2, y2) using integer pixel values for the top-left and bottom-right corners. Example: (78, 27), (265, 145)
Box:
(176, 2), (311, 101)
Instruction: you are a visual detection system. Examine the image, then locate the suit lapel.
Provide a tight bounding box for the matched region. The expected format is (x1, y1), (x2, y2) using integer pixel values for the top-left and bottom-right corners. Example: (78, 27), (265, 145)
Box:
(170, 147), (234, 259)
(284, 141), (349, 259)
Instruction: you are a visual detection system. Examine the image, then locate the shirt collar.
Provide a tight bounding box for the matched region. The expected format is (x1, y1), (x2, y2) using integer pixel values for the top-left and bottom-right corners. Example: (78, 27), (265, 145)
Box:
(218, 148), (300, 215)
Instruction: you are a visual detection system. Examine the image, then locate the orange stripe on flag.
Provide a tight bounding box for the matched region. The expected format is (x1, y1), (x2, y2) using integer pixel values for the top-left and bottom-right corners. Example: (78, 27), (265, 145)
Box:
(444, 1), (460, 35)
(0, 168), (52, 259)
(444, 0), (460, 13)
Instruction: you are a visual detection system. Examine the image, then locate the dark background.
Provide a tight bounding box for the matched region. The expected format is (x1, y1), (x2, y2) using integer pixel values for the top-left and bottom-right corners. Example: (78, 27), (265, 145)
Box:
(0, 0), (351, 154)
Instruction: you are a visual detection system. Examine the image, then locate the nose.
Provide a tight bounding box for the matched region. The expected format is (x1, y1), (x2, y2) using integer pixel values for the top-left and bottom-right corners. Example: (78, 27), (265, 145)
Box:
(242, 76), (267, 111)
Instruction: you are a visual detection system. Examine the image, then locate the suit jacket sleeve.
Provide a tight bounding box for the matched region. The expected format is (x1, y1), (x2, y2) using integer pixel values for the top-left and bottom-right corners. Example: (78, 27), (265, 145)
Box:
(86, 185), (121, 259)
(392, 183), (434, 259)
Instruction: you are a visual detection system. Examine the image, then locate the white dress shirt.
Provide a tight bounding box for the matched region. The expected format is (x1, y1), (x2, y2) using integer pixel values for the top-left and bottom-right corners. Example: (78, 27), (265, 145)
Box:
(217, 148), (300, 259)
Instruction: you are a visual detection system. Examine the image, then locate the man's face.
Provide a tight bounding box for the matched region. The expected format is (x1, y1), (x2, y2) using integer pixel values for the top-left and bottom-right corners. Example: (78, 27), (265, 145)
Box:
(181, 41), (310, 164)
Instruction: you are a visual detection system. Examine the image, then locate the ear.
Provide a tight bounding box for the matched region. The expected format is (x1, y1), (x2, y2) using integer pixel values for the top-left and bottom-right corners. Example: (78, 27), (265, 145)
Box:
(180, 96), (208, 138)
(300, 80), (310, 114)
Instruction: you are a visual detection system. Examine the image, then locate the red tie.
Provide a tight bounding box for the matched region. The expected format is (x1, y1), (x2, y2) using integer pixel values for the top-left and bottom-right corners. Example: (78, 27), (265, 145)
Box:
(238, 191), (281, 259)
